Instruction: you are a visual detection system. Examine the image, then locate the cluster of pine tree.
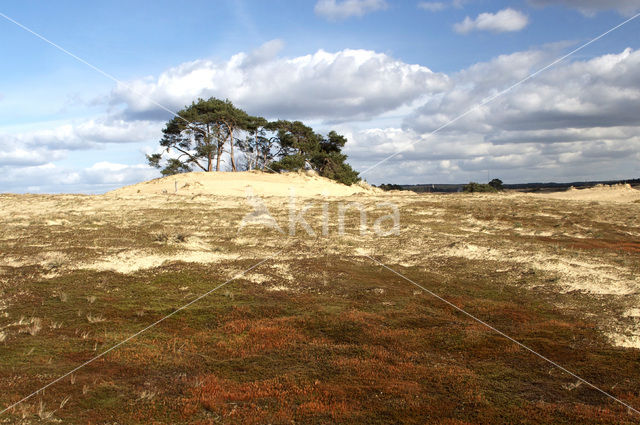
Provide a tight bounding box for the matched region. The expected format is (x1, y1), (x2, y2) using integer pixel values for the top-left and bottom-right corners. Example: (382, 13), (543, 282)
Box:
(147, 97), (360, 185)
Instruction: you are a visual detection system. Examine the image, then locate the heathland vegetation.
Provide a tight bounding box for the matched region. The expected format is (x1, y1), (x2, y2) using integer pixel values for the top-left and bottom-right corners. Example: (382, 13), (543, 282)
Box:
(2, 187), (640, 423)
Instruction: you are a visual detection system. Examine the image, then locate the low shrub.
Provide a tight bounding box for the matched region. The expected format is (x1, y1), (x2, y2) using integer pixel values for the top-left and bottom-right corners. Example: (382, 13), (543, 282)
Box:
(463, 182), (498, 193)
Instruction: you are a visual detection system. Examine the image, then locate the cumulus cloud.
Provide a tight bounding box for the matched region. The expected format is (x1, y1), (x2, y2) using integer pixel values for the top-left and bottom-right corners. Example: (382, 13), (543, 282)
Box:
(0, 161), (158, 194)
(0, 117), (162, 189)
(347, 124), (640, 184)
(314, 0), (388, 20)
(454, 8), (529, 34)
(0, 119), (161, 152)
(0, 147), (64, 168)
(241, 39), (285, 68)
(351, 47), (640, 183)
(528, 0), (640, 16)
(110, 45), (450, 122)
(408, 48), (640, 132)
(77, 162), (159, 186)
(107, 43), (640, 185)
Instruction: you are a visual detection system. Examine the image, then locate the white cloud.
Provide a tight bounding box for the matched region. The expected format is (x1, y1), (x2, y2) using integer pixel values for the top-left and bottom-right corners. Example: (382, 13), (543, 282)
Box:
(79, 162), (159, 186)
(339, 47), (640, 184)
(408, 48), (640, 134)
(6, 40), (640, 190)
(528, 0), (640, 16)
(110, 45), (450, 122)
(0, 161), (158, 194)
(347, 126), (640, 185)
(0, 117), (162, 186)
(1, 119), (161, 152)
(0, 147), (64, 167)
(417, 2), (447, 12)
(241, 39), (285, 68)
(454, 8), (529, 34)
(314, 0), (388, 20)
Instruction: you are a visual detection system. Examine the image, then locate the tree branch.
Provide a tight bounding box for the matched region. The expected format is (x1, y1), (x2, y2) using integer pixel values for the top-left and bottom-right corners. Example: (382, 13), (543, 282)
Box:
(170, 146), (208, 172)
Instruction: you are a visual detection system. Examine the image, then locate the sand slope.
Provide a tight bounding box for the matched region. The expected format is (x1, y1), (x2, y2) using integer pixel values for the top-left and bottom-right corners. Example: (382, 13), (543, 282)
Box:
(108, 170), (380, 197)
(536, 184), (640, 203)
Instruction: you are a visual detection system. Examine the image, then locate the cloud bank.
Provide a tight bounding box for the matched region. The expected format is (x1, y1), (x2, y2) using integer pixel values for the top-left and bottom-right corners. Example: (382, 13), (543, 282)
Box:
(347, 47), (640, 183)
(529, 0), (640, 16)
(110, 46), (450, 122)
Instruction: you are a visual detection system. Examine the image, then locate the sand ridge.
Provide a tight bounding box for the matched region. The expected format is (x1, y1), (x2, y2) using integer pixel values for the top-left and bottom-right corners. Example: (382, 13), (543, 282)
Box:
(534, 183), (640, 203)
(108, 170), (382, 198)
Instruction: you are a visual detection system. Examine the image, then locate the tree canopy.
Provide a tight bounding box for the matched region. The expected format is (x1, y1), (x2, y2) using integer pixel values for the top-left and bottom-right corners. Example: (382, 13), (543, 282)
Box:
(463, 182), (498, 193)
(488, 178), (504, 191)
(147, 97), (360, 185)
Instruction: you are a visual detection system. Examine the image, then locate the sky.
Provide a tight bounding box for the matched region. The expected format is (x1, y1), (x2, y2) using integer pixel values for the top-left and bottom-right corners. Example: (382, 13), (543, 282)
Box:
(1, 0), (640, 193)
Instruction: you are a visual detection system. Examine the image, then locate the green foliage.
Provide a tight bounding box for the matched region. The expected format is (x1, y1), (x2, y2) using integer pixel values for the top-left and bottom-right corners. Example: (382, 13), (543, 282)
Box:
(150, 98), (360, 185)
(148, 97), (252, 174)
(489, 178), (504, 191)
(269, 123), (360, 185)
(270, 154), (306, 173)
(378, 183), (404, 191)
(313, 151), (360, 186)
(463, 182), (498, 193)
(147, 156), (192, 176)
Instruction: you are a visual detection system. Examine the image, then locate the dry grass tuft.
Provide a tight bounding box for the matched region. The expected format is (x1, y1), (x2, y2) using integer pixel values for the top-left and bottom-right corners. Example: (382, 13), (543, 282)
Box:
(86, 313), (105, 323)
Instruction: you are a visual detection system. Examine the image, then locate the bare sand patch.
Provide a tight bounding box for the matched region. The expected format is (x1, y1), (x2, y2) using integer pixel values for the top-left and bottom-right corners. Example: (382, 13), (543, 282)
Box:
(607, 331), (640, 349)
(440, 243), (638, 295)
(245, 273), (269, 284)
(535, 184), (640, 203)
(265, 284), (296, 292)
(78, 249), (239, 274)
(624, 308), (640, 318)
(108, 170), (381, 198)
(269, 263), (295, 281)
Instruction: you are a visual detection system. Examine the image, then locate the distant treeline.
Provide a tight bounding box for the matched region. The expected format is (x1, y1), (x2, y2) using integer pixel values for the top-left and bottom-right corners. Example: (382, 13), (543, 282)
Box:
(377, 178), (640, 193)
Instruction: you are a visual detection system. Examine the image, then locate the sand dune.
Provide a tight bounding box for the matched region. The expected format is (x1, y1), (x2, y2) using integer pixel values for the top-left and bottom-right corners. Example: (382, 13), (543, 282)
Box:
(108, 170), (381, 198)
(536, 183), (640, 203)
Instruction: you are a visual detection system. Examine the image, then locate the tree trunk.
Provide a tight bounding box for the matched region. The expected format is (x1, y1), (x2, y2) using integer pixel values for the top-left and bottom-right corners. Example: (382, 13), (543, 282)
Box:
(206, 124), (213, 172)
(216, 145), (222, 171)
(229, 128), (237, 172)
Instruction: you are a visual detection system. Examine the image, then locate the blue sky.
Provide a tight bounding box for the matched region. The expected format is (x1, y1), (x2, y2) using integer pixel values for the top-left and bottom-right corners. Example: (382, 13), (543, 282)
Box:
(1, 0), (640, 192)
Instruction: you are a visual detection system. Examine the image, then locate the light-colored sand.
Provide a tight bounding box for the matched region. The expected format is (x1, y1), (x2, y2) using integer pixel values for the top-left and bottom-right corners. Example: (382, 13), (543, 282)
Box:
(108, 170), (381, 198)
(78, 249), (239, 274)
(535, 184), (640, 203)
(439, 242), (639, 296)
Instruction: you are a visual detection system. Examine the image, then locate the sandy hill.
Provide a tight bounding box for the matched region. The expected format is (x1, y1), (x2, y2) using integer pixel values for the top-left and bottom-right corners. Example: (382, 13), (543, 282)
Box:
(108, 170), (381, 197)
(537, 183), (640, 203)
